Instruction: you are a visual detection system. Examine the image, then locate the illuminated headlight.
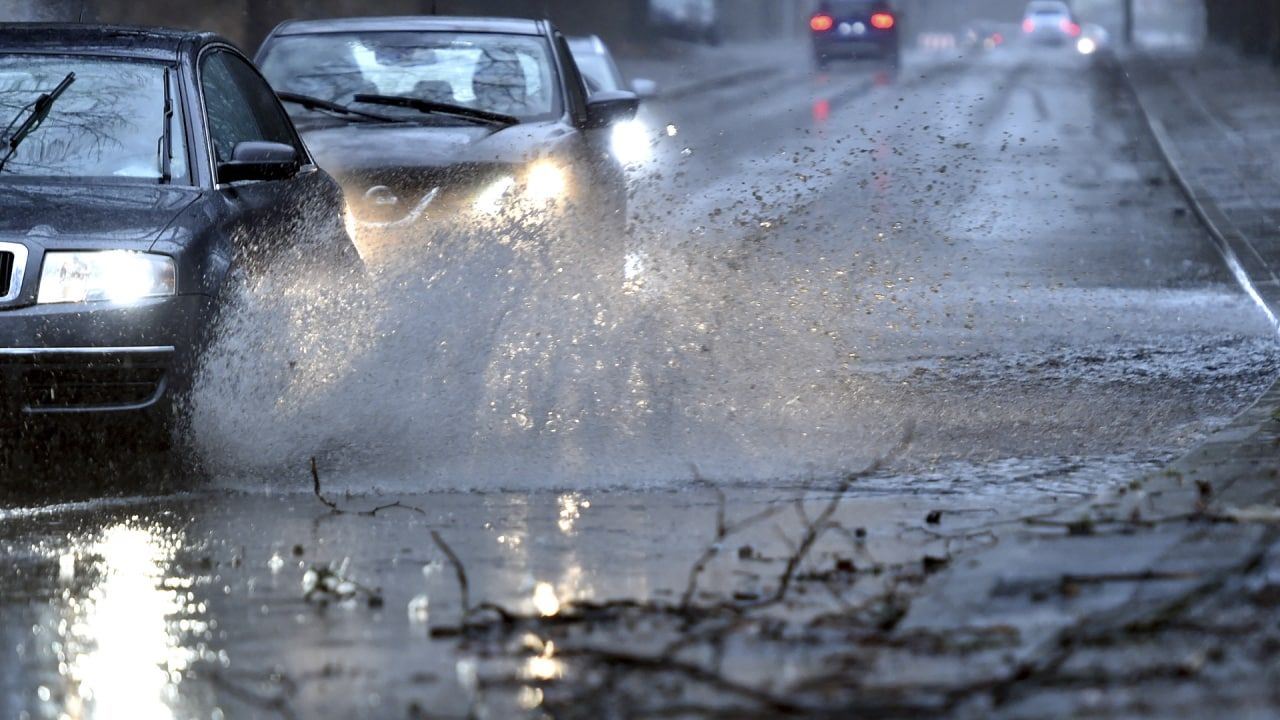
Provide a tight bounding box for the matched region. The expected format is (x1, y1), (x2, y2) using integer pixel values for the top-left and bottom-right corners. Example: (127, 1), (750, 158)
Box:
(474, 175), (516, 215)
(38, 251), (176, 305)
(524, 161), (567, 204)
(1076, 37), (1097, 55)
(473, 161), (569, 214)
(611, 120), (652, 165)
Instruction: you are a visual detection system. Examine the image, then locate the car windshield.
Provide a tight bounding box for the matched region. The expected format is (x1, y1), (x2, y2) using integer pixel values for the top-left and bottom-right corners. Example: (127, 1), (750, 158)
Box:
(0, 55), (186, 182)
(259, 31), (562, 122)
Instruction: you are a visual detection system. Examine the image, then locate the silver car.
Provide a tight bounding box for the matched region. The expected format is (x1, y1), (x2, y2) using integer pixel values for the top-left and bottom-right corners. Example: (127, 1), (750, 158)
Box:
(1022, 1), (1081, 46)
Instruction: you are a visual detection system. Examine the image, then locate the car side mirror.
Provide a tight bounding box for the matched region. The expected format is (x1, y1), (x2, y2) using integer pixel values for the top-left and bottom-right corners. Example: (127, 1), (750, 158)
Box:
(630, 78), (659, 99)
(585, 90), (640, 129)
(217, 141), (300, 184)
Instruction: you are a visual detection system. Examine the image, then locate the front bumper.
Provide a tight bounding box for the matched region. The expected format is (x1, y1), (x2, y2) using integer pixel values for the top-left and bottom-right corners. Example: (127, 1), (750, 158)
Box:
(0, 294), (211, 418)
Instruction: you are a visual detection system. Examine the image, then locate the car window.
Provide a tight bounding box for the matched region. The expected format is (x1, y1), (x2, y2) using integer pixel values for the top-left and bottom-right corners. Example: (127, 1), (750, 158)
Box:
(0, 55), (188, 182)
(200, 49), (299, 165)
(259, 31), (562, 122)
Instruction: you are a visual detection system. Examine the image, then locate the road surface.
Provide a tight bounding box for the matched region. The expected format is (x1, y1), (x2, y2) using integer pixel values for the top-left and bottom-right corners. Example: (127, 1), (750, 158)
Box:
(1, 43), (1276, 718)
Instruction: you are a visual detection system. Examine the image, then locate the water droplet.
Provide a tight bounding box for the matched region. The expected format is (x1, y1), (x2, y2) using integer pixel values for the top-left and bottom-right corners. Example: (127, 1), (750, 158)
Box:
(408, 594), (430, 623)
(532, 582), (560, 617)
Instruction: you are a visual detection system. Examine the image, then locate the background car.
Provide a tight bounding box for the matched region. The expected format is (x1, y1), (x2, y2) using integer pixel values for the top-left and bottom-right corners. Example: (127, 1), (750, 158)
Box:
(568, 35), (658, 100)
(256, 16), (640, 262)
(810, 0), (902, 69)
(648, 0), (721, 46)
(0, 24), (357, 435)
(568, 35), (659, 166)
(1022, 0), (1082, 46)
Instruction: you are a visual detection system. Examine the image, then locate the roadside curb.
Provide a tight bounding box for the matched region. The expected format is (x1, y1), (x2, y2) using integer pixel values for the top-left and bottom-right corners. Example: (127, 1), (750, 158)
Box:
(886, 53), (1280, 705)
(1118, 53), (1280, 331)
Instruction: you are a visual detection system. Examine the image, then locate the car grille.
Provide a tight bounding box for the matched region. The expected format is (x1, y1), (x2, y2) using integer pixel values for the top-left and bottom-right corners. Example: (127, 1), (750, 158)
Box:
(21, 365), (166, 410)
(0, 250), (11, 298)
(0, 350), (170, 413)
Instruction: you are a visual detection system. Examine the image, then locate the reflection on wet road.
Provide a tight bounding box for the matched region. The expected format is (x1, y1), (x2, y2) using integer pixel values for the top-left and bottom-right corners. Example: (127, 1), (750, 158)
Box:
(2, 42), (1278, 718)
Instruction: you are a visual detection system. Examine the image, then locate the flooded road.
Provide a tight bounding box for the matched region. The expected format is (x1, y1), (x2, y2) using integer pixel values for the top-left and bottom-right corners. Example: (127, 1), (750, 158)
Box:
(2, 42), (1277, 718)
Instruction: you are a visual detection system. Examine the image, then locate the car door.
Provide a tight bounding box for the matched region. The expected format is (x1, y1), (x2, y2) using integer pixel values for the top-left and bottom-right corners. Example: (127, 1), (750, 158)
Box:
(199, 47), (348, 276)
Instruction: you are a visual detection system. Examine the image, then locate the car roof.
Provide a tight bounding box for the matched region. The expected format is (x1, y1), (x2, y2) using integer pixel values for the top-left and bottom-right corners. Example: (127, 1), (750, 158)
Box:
(269, 16), (545, 38)
(0, 23), (215, 61)
(1026, 1), (1071, 12)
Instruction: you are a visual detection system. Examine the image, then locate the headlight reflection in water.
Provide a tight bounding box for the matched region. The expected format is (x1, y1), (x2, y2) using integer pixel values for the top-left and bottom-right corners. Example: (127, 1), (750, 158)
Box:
(47, 523), (202, 720)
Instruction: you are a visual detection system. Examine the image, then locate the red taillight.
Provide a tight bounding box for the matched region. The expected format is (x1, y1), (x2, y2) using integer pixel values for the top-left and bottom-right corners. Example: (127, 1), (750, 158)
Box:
(870, 12), (895, 30)
(992, 32), (1004, 44)
(810, 14), (834, 32)
(1062, 19), (1081, 36)
(1022, 18), (1035, 33)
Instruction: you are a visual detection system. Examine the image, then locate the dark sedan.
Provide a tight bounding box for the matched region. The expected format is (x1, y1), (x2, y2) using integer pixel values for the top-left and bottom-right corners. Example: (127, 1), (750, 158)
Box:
(0, 25), (357, 433)
(255, 16), (639, 263)
(810, 0), (902, 68)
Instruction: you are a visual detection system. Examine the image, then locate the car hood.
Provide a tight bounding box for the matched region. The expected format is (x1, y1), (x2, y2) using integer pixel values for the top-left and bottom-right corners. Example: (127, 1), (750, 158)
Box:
(0, 182), (200, 249)
(301, 121), (574, 175)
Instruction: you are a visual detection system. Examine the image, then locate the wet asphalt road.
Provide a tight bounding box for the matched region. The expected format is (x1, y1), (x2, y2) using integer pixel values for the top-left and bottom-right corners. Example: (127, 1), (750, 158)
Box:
(2, 43), (1278, 718)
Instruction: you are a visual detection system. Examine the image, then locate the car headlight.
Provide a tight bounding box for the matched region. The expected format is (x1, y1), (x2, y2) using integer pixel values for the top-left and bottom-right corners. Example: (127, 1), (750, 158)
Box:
(473, 161), (569, 215)
(524, 160), (567, 204)
(38, 251), (176, 305)
(611, 119), (653, 165)
(474, 175), (517, 215)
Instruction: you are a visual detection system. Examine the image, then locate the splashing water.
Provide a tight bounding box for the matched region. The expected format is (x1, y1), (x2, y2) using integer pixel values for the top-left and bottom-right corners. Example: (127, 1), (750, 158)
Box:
(185, 201), (916, 494)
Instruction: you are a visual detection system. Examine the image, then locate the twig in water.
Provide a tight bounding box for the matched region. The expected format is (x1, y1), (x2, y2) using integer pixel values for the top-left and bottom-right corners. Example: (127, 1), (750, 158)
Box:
(310, 457), (425, 516)
(311, 457), (343, 513)
(199, 667), (299, 720)
(362, 500), (427, 517)
(680, 486), (786, 610)
(431, 530), (471, 614)
(759, 423), (915, 607)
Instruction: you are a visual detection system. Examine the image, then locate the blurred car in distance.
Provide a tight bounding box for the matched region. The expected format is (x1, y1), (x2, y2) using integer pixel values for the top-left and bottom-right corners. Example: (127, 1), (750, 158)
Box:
(257, 16), (639, 263)
(568, 35), (657, 99)
(810, 0), (901, 69)
(649, 0), (720, 45)
(0, 24), (357, 436)
(1022, 0), (1081, 46)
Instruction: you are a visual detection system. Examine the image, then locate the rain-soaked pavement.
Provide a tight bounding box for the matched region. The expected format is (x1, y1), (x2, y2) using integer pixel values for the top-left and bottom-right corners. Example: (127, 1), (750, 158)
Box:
(3, 41), (1279, 718)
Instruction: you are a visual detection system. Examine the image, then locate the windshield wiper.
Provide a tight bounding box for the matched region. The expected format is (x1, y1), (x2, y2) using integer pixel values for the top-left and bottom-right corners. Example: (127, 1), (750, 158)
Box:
(352, 93), (519, 127)
(277, 92), (398, 123)
(0, 72), (76, 173)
